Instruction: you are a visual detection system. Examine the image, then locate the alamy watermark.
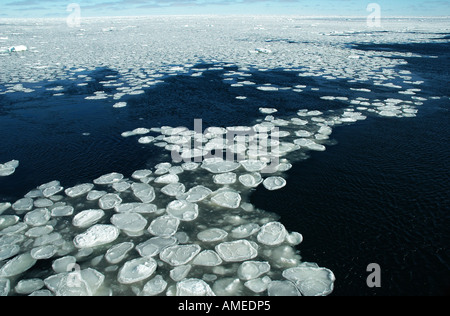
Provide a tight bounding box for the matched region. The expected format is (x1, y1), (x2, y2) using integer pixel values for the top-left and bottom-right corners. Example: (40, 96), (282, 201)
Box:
(366, 263), (382, 288)
(67, 3), (81, 28)
(367, 3), (381, 28)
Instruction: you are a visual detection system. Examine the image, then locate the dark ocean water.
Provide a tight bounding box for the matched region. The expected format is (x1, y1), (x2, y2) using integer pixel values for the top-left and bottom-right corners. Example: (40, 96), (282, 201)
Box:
(0, 40), (449, 295)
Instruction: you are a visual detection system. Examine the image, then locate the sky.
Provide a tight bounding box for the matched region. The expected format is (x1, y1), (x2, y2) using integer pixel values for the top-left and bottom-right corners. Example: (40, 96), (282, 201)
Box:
(0, 0), (449, 18)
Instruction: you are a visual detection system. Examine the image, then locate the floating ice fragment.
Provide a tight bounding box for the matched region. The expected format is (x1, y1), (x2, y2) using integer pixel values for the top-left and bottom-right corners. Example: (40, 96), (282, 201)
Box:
(138, 136), (155, 144)
(239, 173), (263, 188)
(73, 224), (120, 249)
(257, 222), (288, 246)
(132, 169), (153, 180)
(231, 223), (260, 239)
(148, 215), (180, 237)
(176, 278), (215, 296)
(113, 102), (127, 108)
(259, 108), (278, 114)
(0, 244), (20, 261)
(31, 245), (57, 260)
(161, 183), (186, 197)
(244, 276), (271, 293)
(98, 193), (122, 210)
(105, 242), (134, 264)
(166, 200), (199, 221)
(212, 278), (243, 296)
(215, 240), (258, 262)
(179, 185), (212, 203)
(131, 183), (155, 203)
(86, 190), (107, 201)
(282, 266), (335, 296)
(0, 160), (19, 177)
(238, 261), (271, 281)
(12, 198), (34, 212)
(115, 203), (157, 214)
(141, 275), (167, 296)
(52, 256), (77, 273)
(0, 278), (9, 296)
(65, 183), (94, 198)
(160, 244), (201, 266)
(44, 268), (104, 296)
(213, 172), (237, 185)
(51, 205), (74, 217)
(24, 208), (51, 226)
(136, 237), (177, 258)
(211, 189), (241, 209)
(0, 253), (36, 278)
(193, 250), (223, 266)
(267, 280), (300, 296)
(154, 173), (179, 184)
(240, 160), (267, 172)
(93, 172), (124, 185)
(15, 279), (44, 295)
(111, 213), (148, 233)
(118, 257), (157, 284)
(197, 228), (228, 242)
(112, 181), (131, 192)
(170, 264), (192, 281)
(0, 203), (11, 215)
(201, 158), (241, 174)
(263, 177), (286, 191)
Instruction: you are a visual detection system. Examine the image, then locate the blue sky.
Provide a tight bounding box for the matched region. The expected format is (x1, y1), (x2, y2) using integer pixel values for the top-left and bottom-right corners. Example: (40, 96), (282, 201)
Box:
(0, 0), (449, 18)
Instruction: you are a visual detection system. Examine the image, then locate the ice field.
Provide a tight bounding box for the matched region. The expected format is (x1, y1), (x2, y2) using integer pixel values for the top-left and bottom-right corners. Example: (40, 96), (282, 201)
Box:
(0, 16), (449, 296)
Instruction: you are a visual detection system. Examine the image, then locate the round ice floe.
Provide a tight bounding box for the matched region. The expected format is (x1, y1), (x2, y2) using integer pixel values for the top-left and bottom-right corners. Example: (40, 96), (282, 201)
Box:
(240, 160), (267, 172)
(45, 268), (104, 296)
(159, 244), (201, 266)
(141, 275), (167, 296)
(15, 279), (45, 295)
(12, 198), (33, 212)
(0, 278), (10, 296)
(267, 280), (300, 296)
(51, 205), (74, 217)
(176, 278), (215, 296)
(231, 223), (260, 239)
(181, 162), (199, 171)
(166, 200), (199, 221)
(31, 245), (58, 260)
(161, 183), (186, 197)
(282, 266), (335, 296)
(215, 240), (258, 262)
(105, 242), (134, 264)
(238, 261), (271, 281)
(0, 244), (20, 261)
(154, 174), (179, 184)
(112, 181), (131, 193)
(0, 215), (19, 230)
(113, 102), (127, 108)
(148, 215), (180, 237)
(239, 173), (263, 188)
(86, 190), (107, 201)
(52, 256), (77, 273)
(179, 185), (212, 203)
(24, 209), (51, 226)
(197, 228), (228, 242)
(73, 224), (120, 249)
(259, 108), (278, 114)
(72, 209), (105, 228)
(115, 203), (157, 214)
(93, 172), (124, 185)
(213, 172), (236, 185)
(65, 183), (94, 198)
(170, 264), (192, 281)
(201, 158), (241, 174)
(257, 222), (288, 246)
(0, 252), (37, 278)
(263, 177), (286, 191)
(294, 138), (326, 151)
(132, 169), (153, 180)
(193, 250), (223, 266)
(212, 278), (243, 296)
(136, 237), (177, 258)
(211, 189), (241, 209)
(111, 213), (148, 233)
(98, 193), (122, 210)
(131, 183), (155, 203)
(34, 198), (53, 208)
(245, 276), (271, 293)
(117, 257), (157, 284)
